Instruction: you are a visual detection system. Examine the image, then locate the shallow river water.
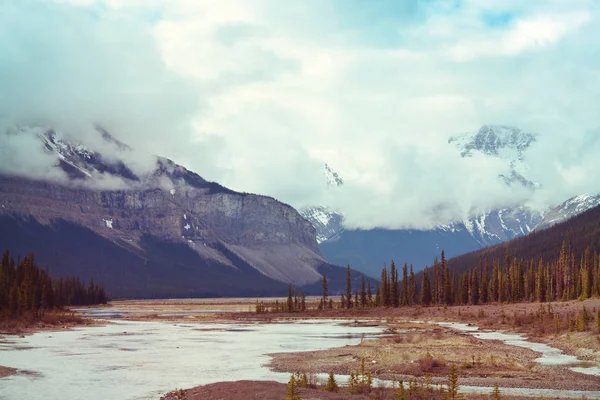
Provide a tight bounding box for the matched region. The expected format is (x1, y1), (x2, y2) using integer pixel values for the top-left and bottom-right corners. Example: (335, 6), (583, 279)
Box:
(2, 315), (600, 399)
(0, 318), (380, 400)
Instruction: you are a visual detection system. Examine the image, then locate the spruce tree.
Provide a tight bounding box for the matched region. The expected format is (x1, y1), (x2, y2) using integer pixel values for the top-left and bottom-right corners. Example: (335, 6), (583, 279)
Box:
(447, 364), (459, 400)
(390, 261), (398, 307)
(325, 372), (339, 392)
(321, 275), (328, 309)
(287, 286), (293, 312)
(360, 276), (367, 308)
(401, 263), (409, 306)
(380, 267), (388, 307)
(345, 265), (352, 309)
(421, 267), (431, 306)
(409, 265), (416, 305)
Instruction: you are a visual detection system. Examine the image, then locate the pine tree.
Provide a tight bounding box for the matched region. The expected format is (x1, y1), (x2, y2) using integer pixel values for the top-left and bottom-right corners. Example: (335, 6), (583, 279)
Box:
(469, 268), (479, 305)
(367, 281), (373, 307)
(390, 261), (398, 307)
(409, 265), (417, 305)
(447, 364), (459, 400)
(421, 267), (431, 306)
(432, 258), (439, 305)
(380, 267), (388, 307)
(321, 275), (328, 309)
(490, 260), (499, 302)
(324, 372), (339, 392)
(360, 276), (367, 308)
(536, 259), (546, 302)
(442, 251), (451, 304)
(459, 273), (469, 305)
(287, 286), (293, 312)
(395, 381), (406, 400)
(480, 261), (488, 304)
(491, 384), (501, 400)
(285, 374), (301, 400)
(401, 263), (409, 306)
(345, 265), (352, 309)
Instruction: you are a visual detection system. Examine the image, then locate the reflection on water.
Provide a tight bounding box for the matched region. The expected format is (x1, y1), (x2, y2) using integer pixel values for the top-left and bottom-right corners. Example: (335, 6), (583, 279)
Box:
(0, 319), (381, 400)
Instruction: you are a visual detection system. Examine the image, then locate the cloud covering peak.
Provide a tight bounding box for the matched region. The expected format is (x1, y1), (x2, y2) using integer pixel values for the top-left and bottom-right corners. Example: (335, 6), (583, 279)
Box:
(1, 0), (600, 229)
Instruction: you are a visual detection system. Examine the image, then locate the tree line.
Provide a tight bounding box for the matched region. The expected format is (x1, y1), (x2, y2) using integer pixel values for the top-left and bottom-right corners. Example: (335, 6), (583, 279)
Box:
(318, 235), (600, 311)
(0, 250), (108, 320)
(368, 239), (600, 308)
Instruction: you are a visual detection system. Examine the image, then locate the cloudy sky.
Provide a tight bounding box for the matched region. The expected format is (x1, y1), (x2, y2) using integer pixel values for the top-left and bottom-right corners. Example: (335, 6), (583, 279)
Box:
(1, 0), (600, 229)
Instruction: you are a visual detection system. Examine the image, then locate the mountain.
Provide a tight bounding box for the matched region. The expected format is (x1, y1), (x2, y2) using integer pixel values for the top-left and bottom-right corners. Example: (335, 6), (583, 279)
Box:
(299, 164), (345, 244)
(448, 125), (539, 189)
(534, 193), (600, 231)
(302, 126), (545, 277)
(0, 126), (366, 298)
(446, 203), (600, 277)
(299, 206), (344, 244)
(458, 206), (544, 246)
(320, 206), (543, 278)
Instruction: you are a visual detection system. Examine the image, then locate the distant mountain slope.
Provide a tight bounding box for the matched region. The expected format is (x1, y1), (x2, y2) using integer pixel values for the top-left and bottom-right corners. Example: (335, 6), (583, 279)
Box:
(320, 227), (481, 278)
(447, 204), (600, 276)
(535, 193), (600, 231)
(0, 126), (366, 298)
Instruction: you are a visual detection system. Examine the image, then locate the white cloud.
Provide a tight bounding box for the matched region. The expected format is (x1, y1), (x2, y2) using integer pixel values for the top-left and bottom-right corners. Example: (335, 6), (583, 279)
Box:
(450, 12), (591, 61)
(2, 0), (600, 229)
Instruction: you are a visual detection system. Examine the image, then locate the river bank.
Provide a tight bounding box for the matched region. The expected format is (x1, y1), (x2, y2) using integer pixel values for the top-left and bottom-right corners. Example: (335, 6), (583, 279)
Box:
(3, 297), (599, 398)
(107, 297), (600, 398)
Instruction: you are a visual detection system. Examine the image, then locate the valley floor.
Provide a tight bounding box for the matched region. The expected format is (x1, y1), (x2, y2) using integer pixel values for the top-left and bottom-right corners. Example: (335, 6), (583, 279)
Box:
(114, 298), (600, 398)
(3, 298), (600, 399)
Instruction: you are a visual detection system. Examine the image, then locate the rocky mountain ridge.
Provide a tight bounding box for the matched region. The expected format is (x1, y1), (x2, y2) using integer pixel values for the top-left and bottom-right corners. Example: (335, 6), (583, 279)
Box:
(0, 126), (338, 297)
(534, 193), (600, 231)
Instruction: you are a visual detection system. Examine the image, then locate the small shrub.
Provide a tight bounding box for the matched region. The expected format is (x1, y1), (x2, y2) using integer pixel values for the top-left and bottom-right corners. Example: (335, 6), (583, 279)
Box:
(447, 364), (459, 400)
(285, 374), (301, 400)
(418, 351), (444, 373)
(490, 384), (501, 400)
(324, 372), (339, 393)
(395, 381), (406, 400)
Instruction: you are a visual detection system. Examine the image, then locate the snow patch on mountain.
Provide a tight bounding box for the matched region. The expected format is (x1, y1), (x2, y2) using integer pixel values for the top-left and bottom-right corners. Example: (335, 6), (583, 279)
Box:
(535, 193), (600, 231)
(324, 163), (343, 187)
(301, 164), (345, 243)
(449, 125), (539, 190)
(300, 206), (344, 244)
(449, 125), (536, 160)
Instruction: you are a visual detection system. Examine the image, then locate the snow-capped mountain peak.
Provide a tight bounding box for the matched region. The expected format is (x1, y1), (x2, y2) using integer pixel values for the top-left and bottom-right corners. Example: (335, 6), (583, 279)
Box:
(449, 125), (539, 190)
(38, 127), (140, 182)
(448, 125), (537, 160)
(300, 164), (345, 243)
(324, 163), (343, 187)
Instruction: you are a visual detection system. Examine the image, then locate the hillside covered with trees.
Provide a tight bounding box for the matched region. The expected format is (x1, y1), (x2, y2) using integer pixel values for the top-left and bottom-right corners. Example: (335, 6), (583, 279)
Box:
(371, 204), (600, 308)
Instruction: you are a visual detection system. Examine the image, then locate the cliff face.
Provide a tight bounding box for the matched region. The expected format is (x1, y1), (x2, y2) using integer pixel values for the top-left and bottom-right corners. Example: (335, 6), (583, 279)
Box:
(0, 175), (323, 287)
(0, 127), (328, 297)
